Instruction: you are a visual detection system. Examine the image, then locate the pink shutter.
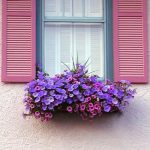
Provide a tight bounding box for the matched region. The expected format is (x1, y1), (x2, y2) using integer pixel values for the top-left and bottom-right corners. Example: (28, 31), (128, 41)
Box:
(2, 0), (36, 82)
(113, 0), (148, 83)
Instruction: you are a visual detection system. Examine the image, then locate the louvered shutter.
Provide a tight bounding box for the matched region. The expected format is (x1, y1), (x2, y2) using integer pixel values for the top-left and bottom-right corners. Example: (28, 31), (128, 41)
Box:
(2, 0), (36, 82)
(113, 0), (148, 83)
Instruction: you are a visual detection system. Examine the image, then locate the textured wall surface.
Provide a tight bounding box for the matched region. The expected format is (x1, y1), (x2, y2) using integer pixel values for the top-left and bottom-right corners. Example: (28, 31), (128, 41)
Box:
(0, 1), (150, 150)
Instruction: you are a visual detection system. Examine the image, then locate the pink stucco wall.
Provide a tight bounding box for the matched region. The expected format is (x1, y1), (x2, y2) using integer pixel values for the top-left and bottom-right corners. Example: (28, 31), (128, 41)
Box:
(0, 1), (150, 150)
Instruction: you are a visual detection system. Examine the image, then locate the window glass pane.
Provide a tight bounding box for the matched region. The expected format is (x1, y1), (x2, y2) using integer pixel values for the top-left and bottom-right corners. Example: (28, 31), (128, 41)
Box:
(85, 0), (103, 17)
(44, 23), (104, 78)
(44, 24), (58, 76)
(73, 0), (83, 17)
(45, 0), (63, 17)
(64, 0), (72, 17)
(45, 0), (103, 18)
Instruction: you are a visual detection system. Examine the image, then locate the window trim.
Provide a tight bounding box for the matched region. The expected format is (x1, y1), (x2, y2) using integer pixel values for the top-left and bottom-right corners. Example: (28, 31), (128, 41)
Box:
(36, 0), (113, 80)
(105, 0), (113, 80)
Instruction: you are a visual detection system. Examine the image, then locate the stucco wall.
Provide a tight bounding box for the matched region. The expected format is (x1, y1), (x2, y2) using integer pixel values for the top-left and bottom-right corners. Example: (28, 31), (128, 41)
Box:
(0, 1), (150, 150)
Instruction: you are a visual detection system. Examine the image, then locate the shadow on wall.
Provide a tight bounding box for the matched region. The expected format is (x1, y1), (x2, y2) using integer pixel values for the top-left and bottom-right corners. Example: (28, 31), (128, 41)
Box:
(35, 111), (126, 132)
(29, 99), (148, 132)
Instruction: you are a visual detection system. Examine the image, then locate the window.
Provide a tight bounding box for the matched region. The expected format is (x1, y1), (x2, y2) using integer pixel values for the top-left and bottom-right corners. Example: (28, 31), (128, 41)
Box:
(2, 0), (147, 83)
(42, 0), (105, 78)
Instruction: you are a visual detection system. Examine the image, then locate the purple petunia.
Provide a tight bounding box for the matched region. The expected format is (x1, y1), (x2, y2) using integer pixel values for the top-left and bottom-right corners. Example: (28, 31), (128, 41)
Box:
(66, 98), (73, 104)
(23, 62), (136, 122)
(104, 105), (111, 112)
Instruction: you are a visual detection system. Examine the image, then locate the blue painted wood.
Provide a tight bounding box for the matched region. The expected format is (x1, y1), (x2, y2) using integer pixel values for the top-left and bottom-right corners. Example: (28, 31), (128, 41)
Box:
(44, 17), (104, 23)
(36, 0), (42, 66)
(105, 0), (113, 80)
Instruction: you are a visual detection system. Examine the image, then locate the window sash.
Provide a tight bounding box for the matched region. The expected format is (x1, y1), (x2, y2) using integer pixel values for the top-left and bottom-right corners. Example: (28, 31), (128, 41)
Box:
(36, 0), (112, 81)
(44, 0), (104, 18)
(44, 23), (104, 77)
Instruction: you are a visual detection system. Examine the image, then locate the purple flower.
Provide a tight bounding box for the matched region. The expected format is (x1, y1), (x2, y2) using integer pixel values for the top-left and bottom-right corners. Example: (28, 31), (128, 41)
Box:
(63, 94), (68, 99)
(46, 84), (53, 89)
(25, 105), (30, 113)
(112, 98), (118, 105)
(68, 86), (74, 92)
(37, 71), (45, 80)
(73, 84), (78, 89)
(33, 92), (38, 97)
(48, 104), (54, 110)
(66, 98), (73, 104)
(50, 90), (55, 96)
(69, 94), (74, 98)
(37, 80), (46, 86)
(73, 90), (79, 95)
(49, 96), (55, 102)
(83, 90), (90, 96)
(56, 88), (65, 94)
(104, 105), (111, 112)
(90, 76), (98, 82)
(43, 97), (51, 105)
(60, 89), (66, 94)
(113, 89), (118, 95)
(55, 94), (61, 100)
(120, 80), (131, 85)
(38, 91), (45, 97)
(102, 85), (110, 92)
(117, 90), (124, 99)
(42, 104), (47, 111)
(79, 97), (84, 102)
(24, 63), (136, 121)
(82, 84), (88, 89)
(35, 97), (40, 103)
(28, 81), (36, 87)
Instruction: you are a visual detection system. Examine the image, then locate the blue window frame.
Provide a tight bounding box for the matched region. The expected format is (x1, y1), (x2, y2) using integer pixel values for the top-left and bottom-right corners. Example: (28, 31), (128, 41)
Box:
(36, 0), (113, 80)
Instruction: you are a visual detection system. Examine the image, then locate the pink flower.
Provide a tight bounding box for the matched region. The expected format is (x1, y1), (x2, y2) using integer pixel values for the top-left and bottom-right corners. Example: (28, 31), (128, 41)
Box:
(45, 112), (53, 119)
(67, 106), (73, 113)
(94, 104), (100, 110)
(92, 111), (97, 116)
(88, 103), (93, 108)
(68, 77), (73, 81)
(30, 104), (35, 109)
(85, 97), (91, 102)
(75, 104), (79, 109)
(74, 108), (78, 112)
(34, 111), (40, 118)
(92, 95), (97, 99)
(89, 107), (94, 112)
(80, 104), (86, 111)
(35, 86), (41, 91)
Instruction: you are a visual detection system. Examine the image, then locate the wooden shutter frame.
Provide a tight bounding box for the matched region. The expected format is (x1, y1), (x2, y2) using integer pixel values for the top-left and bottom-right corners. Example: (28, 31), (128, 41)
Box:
(113, 0), (148, 83)
(2, 0), (36, 82)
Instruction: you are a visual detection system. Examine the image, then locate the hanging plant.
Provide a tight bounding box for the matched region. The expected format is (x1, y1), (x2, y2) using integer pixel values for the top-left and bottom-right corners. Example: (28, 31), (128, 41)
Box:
(23, 60), (136, 121)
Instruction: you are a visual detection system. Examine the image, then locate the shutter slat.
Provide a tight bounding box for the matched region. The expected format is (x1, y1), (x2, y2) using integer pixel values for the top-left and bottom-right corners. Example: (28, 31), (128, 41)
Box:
(2, 0), (36, 82)
(113, 0), (148, 83)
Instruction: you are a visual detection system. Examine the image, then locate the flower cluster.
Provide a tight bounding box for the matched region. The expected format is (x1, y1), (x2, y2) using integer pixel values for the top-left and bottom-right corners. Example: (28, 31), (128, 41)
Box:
(23, 63), (136, 121)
